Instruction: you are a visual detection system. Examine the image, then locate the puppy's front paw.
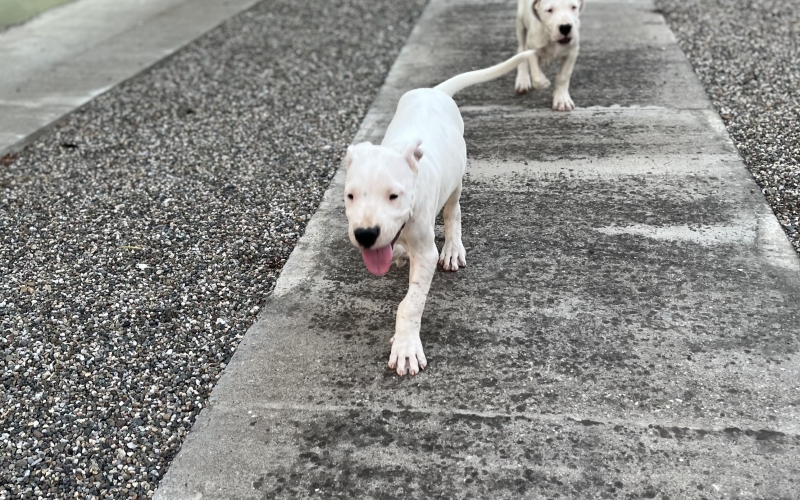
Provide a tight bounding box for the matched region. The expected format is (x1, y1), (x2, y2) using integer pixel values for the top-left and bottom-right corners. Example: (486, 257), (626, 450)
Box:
(531, 75), (551, 90)
(515, 71), (532, 94)
(552, 90), (574, 111)
(388, 335), (427, 376)
(439, 241), (466, 272)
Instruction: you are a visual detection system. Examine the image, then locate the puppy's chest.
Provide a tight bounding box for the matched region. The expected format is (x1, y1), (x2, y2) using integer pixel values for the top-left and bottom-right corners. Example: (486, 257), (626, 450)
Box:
(536, 43), (571, 65)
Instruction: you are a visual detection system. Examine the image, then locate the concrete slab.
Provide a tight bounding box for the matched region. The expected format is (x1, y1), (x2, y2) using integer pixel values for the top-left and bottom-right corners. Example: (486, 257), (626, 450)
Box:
(461, 107), (737, 161)
(0, 0), (259, 157)
(162, 406), (799, 499)
(155, 0), (800, 498)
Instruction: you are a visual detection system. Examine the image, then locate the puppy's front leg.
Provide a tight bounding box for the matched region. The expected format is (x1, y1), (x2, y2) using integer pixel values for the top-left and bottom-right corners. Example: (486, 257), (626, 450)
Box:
(515, 18), (533, 94)
(389, 230), (438, 376)
(552, 50), (578, 111)
(529, 52), (551, 90)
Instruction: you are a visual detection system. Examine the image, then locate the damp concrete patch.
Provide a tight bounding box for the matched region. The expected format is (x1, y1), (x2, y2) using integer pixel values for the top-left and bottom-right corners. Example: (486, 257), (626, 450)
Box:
(465, 155), (743, 182)
(593, 222), (757, 246)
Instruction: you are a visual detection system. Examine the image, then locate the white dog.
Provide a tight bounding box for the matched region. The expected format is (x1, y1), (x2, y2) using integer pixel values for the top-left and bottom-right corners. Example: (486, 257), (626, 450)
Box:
(344, 51), (535, 376)
(515, 0), (584, 111)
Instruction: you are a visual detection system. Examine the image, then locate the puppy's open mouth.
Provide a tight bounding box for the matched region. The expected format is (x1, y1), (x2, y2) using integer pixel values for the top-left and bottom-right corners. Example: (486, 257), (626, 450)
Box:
(361, 223), (405, 276)
(557, 37), (572, 45)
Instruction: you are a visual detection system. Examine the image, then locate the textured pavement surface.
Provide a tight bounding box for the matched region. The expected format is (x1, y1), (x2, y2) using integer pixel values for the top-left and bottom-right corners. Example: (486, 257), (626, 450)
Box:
(0, 0), (426, 498)
(655, 0), (800, 255)
(156, 0), (800, 499)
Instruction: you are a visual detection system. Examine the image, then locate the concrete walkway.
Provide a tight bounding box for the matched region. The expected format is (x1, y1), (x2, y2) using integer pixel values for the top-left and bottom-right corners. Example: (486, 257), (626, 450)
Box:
(0, 0), (258, 157)
(156, 0), (800, 498)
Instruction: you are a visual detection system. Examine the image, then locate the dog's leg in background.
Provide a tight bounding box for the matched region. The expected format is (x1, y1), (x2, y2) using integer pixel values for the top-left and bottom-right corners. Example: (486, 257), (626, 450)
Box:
(529, 52), (551, 90)
(514, 17), (533, 94)
(439, 182), (467, 271)
(389, 231), (438, 376)
(552, 51), (577, 111)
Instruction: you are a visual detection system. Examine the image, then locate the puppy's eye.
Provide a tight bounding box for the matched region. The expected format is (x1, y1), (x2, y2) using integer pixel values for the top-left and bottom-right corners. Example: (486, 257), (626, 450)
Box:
(572, 5), (577, 9)
(547, 8), (553, 13)
(347, 194), (354, 200)
(389, 194), (399, 200)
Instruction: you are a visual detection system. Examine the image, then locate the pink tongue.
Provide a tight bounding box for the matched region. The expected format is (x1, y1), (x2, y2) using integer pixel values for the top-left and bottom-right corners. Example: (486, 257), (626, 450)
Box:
(361, 245), (393, 275)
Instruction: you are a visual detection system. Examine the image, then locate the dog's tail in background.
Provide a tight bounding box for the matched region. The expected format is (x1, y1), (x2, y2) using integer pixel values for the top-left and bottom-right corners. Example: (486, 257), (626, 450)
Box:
(434, 50), (536, 97)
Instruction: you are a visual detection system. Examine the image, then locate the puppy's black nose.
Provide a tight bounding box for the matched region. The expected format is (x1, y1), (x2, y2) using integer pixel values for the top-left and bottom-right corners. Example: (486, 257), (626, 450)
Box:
(354, 226), (380, 248)
(559, 24), (572, 35)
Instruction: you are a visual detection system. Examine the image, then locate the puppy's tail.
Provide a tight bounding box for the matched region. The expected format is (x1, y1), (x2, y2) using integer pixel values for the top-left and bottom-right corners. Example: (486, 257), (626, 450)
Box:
(434, 50), (536, 97)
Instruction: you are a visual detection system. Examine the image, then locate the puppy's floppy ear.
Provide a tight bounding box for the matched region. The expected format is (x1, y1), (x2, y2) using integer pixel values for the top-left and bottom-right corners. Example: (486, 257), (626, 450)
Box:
(344, 141), (372, 169)
(403, 139), (423, 174)
(532, 0), (542, 21)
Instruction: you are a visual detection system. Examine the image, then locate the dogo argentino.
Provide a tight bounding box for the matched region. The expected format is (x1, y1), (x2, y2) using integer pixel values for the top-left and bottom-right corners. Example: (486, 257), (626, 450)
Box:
(344, 51), (535, 376)
(515, 0), (584, 111)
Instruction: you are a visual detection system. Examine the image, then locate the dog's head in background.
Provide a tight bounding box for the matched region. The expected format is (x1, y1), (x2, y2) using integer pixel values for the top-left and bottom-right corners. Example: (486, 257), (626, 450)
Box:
(533, 0), (584, 45)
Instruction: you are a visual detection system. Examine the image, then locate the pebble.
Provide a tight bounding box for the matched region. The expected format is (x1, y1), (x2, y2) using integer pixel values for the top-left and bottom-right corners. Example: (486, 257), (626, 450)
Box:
(0, 0), (426, 498)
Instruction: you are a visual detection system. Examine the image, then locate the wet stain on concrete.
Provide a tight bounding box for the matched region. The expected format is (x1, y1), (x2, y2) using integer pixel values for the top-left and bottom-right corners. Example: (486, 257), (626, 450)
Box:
(222, 409), (800, 499)
(462, 109), (736, 161)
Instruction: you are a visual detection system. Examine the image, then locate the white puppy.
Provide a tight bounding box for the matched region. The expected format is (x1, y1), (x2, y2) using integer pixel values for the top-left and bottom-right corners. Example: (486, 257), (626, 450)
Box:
(344, 51), (535, 376)
(515, 0), (584, 111)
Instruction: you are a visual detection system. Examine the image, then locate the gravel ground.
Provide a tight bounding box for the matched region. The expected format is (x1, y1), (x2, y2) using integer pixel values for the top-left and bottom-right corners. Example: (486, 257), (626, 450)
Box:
(0, 0), (426, 498)
(654, 0), (800, 254)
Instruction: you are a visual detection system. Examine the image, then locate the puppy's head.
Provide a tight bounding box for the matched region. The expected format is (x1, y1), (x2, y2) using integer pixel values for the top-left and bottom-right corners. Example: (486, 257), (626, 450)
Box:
(533, 0), (583, 45)
(343, 140), (421, 275)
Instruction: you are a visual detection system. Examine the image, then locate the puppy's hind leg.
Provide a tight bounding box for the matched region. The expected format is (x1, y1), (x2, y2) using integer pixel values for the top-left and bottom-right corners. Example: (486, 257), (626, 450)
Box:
(439, 181), (467, 272)
(392, 243), (408, 268)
